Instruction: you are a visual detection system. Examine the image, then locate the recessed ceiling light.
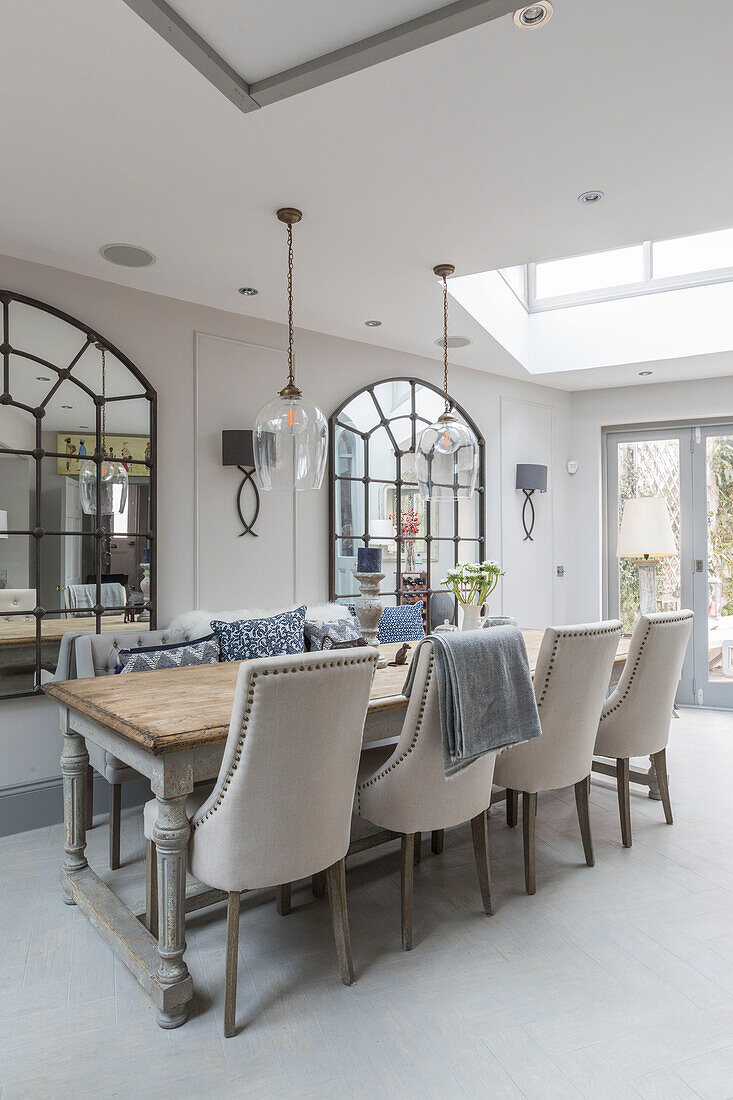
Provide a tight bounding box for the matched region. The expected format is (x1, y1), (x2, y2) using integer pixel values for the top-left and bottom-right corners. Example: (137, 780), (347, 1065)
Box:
(100, 243), (156, 268)
(79, 424), (91, 429)
(365, 320), (382, 327)
(36, 376), (50, 381)
(238, 287), (258, 296)
(61, 404), (73, 409)
(514, 3), (553, 29)
(578, 190), (605, 205)
(435, 336), (472, 349)
(639, 370), (653, 376)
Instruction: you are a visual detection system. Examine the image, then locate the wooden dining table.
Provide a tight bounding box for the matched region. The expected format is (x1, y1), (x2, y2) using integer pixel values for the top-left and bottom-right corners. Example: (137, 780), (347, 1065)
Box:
(44, 630), (629, 1029)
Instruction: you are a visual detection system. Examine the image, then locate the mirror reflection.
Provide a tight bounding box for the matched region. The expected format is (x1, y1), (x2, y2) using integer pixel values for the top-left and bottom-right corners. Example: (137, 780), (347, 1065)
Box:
(330, 379), (484, 633)
(0, 294), (155, 696)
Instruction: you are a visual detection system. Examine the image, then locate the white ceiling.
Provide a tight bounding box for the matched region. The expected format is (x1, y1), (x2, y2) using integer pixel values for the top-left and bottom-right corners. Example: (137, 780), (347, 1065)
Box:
(1, 0), (733, 392)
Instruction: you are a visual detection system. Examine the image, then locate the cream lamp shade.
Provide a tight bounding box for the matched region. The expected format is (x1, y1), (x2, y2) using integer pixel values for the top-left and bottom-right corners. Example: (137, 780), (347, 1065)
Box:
(617, 496), (676, 558)
(0, 510), (7, 539)
(371, 519), (395, 543)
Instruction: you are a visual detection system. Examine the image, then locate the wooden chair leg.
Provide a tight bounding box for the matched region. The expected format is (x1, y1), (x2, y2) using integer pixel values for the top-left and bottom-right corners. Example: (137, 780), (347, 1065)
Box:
(326, 859), (354, 986)
(312, 870), (327, 898)
(109, 783), (121, 870)
(574, 775), (595, 867)
(522, 792), (537, 895)
(85, 765), (94, 830)
(400, 833), (415, 951)
(413, 832), (422, 865)
(276, 883), (292, 915)
(431, 829), (444, 855)
(470, 809), (494, 915)
(652, 748), (673, 825)
(224, 891), (240, 1038)
(145, 839), (158, 935)
(617, 757), (632, 847)
(506, 789), (518, 828)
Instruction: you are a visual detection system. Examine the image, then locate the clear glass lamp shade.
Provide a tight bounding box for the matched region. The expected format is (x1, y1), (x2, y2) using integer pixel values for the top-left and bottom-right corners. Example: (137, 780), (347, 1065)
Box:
(79, 456), (129, 515)
(415, 414), (479, 501)
(254, 393), (328, 491)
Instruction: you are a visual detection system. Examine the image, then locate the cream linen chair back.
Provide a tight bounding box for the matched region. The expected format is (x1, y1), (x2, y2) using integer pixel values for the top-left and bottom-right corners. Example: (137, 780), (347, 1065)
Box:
(595, 610), (693, 760)
(356, 640), (499, 835)
(189, 648), (378, 894)
(496, 621), (623, 795)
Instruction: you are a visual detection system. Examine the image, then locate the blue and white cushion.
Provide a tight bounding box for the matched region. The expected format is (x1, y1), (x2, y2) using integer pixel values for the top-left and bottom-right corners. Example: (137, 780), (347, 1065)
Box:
(212, 606), (306, 662)
(116, 634), (220, 674)
(304, 614), (362, 651)
(378, 601), (425, 643)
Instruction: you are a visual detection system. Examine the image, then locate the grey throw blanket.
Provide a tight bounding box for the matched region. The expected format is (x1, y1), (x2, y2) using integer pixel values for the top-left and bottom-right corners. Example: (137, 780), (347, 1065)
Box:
(67, 582), (126, 615)
(403, 626), (542, 777)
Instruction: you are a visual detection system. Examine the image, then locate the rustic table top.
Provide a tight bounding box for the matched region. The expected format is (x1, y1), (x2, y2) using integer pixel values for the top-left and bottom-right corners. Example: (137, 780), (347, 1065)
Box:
(0, 613), (131, 650)
(43, 631), (630, 756)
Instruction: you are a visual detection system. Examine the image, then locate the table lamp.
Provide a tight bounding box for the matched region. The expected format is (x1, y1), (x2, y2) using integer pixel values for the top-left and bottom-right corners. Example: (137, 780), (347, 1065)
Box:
(617, 496), (676, 614)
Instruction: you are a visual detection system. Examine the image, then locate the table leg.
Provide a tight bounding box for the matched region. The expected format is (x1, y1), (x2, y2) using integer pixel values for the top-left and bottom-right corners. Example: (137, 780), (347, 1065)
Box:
(647, 755), (662, 801)
(61, 725), (89, 905)
(152, 794), (191, 1029)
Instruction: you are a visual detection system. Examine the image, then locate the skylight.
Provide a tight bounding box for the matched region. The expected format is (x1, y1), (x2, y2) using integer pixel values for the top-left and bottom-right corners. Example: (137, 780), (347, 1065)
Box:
(497, 226), (733, 315)
(450, 225), (733, 376)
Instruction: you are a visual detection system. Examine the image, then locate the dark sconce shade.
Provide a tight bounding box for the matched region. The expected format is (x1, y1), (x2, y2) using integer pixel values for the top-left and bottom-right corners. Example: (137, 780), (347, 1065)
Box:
(222, 430), (261, 537)
(515, 463), (548, 541)
(515, 463), (548, 493)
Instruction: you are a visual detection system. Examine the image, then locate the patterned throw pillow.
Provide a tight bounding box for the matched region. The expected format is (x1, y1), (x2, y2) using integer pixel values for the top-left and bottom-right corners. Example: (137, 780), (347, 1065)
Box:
(378, 601), (425, 643)
(212, 606), (306, 662)
(116, 634), (220, 674)
(304, 614), (362, 651)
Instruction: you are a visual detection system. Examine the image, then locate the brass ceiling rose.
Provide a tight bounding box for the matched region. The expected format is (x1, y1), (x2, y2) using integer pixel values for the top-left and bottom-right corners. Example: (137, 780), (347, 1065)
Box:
(276, 208), (303, 225)
(433, 264), (456, 279)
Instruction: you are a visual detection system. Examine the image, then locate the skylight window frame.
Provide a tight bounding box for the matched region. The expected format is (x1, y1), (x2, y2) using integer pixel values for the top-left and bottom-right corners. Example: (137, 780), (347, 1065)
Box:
(523, 235), (733, 313)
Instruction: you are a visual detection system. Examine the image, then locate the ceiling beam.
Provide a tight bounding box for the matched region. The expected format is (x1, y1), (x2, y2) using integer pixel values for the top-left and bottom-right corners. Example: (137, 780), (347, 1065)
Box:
(250, 1), (517, 107)
(123, 0), (517, 114)
(121, 0), (260, 114)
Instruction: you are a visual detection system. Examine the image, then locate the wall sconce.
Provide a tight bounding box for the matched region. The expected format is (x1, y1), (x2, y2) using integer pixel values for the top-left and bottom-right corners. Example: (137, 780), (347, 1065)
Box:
(515, 463), (547, 541)
(222, 430), (261, 537)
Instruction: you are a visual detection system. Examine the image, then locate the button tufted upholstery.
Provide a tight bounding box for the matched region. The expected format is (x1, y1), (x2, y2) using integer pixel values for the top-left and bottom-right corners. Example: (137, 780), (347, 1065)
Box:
(0, 588), (35, 621)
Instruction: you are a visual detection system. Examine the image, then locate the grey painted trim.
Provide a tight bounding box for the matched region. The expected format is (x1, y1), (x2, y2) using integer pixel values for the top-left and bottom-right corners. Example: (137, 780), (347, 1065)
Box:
(123, 0), (515, 113)
(0, 774), (150, 838)
(122, 0), (260, 114)
(250, 0), (517, 106)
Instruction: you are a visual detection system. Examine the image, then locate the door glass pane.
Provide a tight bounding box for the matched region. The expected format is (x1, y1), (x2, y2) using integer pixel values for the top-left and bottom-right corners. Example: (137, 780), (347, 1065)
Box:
(616, 439), (681, 631)
(706, 434), (733, 684)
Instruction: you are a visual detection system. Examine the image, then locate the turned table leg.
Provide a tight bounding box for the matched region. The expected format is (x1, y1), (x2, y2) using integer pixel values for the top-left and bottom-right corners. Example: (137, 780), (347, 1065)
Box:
(152, 794), (191, 1029)
(61, 724), (89, 905)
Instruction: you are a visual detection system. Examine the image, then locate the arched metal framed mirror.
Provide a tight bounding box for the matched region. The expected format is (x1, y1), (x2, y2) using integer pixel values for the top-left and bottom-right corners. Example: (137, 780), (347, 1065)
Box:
(0, 291), (156, 698)
(329, 378), (485, 631)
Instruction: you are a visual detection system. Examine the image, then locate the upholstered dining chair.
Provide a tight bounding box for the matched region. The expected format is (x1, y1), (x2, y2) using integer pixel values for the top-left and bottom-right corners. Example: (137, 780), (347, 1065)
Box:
(494, 620), (623, 895)
(594, 609), (693, 847)
(143, 647), (378, 1038)
(355, 639), (500, 950)
(75, 627), (200, 868)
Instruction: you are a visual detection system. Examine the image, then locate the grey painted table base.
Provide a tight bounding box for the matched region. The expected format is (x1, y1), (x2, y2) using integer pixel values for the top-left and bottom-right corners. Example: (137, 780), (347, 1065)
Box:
(59, 703), (401, 1028)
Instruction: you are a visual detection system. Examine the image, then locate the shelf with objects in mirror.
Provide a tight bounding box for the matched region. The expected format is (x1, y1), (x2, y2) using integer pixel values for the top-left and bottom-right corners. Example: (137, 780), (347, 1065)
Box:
(0, 292), (156, 698)
(329, 378), (485, 636)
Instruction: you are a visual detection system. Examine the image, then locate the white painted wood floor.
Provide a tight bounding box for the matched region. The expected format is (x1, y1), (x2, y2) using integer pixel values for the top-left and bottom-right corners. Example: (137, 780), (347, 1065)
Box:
(1, 708), (732, 1099)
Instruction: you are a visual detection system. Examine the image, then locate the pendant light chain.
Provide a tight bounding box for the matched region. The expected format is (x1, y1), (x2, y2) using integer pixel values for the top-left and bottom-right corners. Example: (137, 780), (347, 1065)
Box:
(286, 220), (295, 389)
(442, 273), (449, 412)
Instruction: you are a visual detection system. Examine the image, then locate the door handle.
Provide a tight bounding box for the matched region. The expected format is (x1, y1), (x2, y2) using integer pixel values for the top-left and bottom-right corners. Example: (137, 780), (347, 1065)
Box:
(695, 560), (705, 573)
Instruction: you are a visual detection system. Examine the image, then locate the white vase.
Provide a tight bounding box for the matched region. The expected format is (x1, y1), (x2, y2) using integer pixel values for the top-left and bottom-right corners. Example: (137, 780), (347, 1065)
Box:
(460, 603), (483, 631)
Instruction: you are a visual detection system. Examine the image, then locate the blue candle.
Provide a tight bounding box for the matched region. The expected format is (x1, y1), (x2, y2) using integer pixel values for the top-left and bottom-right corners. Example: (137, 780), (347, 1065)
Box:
(357, 546), (382, 573)
(141, 548), (151, 565)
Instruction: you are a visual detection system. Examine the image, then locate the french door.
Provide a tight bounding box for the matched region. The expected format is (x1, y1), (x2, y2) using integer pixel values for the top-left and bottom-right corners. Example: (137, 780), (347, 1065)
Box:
(606, 423), (733, 708)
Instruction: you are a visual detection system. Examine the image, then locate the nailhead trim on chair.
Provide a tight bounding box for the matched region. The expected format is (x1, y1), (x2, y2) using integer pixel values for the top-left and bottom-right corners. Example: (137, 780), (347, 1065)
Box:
(192, 654), (377, 831)
(600, 611), (693, 720)
(536, 623), (622, 710)
(355, 653), (435, 817)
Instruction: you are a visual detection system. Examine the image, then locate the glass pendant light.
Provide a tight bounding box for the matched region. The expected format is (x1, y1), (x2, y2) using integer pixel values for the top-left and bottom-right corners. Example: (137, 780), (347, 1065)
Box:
(79, 343), (129, 515)
(254, 208), (328, 492)
(416, 264), (479, 501)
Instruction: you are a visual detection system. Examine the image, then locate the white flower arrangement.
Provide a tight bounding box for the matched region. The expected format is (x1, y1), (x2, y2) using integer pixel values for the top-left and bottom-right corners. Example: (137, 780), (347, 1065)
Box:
(441, 560), (504, 607)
